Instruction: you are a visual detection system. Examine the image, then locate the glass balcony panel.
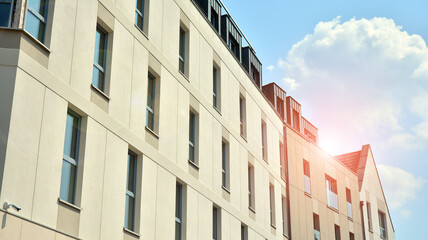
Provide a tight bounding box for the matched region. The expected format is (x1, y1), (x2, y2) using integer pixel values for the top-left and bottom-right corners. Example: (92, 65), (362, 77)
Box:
(304, 175), (311, 194)
(347, 202), (353, 218)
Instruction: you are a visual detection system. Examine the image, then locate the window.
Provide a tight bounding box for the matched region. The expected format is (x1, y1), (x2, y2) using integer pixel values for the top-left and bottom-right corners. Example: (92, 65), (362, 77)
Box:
(239, 95), (246, 138)
(92, 25), (108, 92)
(334, 225), (341, 240)
(346, 188), (352, 219)
(125, 151), (137, 231)
(210, 7), (219, 31)
(269, 183), (276, 226)
(281, 195), (289, 237)
(326, 175), (338, 210)
(146, 73), (156, 131)
(175, 183), (183, 240)
(248, 164), (255, 210)
(179, 27), (187, 75)
(0, 0), (14, 27)
(60, 110), (81, 204)
(378, 211), (387, 239)
(135, 0), (145, 30)
(25, 0), (48, 42)
(349, 232), (355, 240)
(367, 202), (373, 231)
(213, 206), (220, 240)
(188, 110), (197, 164)
(241, 224), (248, 240)
(292, 109), (300, 132)
(222, 140), (229, 190)
(213, 66), (221, 110)
(276, 96), (284, 121)
(313, 213), (320, 240)
(261, 119), (267, 161)
(303, 160), (311, 194)
(279, 142), (286, 180)
(228, 34), (239, 59)
(251, 64), (260, 87)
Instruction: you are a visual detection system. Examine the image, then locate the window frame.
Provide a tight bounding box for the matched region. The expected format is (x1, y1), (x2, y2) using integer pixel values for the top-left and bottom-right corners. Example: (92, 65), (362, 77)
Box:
(0, 0), (15, 27)
(248, 164), (255, 210)
(124, 151), (138, 231)
(221, 140), (229, 190)
(212, 206), (220, 240)
(135, 0), (145, 30)
(334, 224), (341, 240)
(92, 24), (108, 92)
(239, 95), (246, 138)
(281, 195), (289, 237)
(261, 119), (267, 161)
(378, 211), (387, 239)
(175, 182), (183, 240)
(303, 160), (311, 194)
(367, 201), (373, 231)
(269, 183), (276, 226)
(179, 27), (186, 74)
(346, 188), (353, 219)
(60, 109), (81, 204)
(213, 66), (220, 110)
(25, 0), (49, 42)
(313, 213), (320, 240)
(146, 72), (156, 131)
(188, 111), (196, 164)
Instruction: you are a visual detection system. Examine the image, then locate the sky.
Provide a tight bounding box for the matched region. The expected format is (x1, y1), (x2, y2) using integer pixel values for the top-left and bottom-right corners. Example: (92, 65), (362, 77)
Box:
(222, 0), (428, 239)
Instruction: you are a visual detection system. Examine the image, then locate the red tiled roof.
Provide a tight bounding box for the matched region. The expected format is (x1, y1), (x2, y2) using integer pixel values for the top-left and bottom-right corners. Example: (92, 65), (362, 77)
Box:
(335, 150), (361, 173)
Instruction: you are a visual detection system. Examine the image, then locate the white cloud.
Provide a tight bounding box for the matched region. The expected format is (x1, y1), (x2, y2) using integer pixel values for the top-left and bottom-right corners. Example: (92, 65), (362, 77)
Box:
(400, 209), (412, 219)
(266, 65), (275, 71)
(278, 17), (428, 154)
(282, 77), (299, 91)
(377, 165), (425, 210)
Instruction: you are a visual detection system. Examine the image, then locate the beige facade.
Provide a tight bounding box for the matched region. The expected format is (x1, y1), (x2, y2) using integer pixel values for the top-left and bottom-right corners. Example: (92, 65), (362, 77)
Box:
(0, 0), (393, 240)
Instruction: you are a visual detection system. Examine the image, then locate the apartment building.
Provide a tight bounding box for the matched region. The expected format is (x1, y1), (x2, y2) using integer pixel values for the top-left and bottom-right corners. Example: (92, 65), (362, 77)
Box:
(0, 0), (394, 240)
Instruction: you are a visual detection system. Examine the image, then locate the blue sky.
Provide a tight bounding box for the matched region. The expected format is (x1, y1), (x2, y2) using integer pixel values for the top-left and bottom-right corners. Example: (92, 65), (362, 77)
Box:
(222, 0), (428, 239)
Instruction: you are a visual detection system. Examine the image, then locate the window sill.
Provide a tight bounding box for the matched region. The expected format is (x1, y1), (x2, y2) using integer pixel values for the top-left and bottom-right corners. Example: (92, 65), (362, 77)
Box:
(248, 206), (256, 213)
(57, 198), (81, 212)
(270, 223), (277, 229)
(369, 229), (373, 233)
(304, 192), (312, 198)
(188, 159), (199, 169)
(134, 24), (149, 40)
(222, 186), (230, 194)
(179, 71), (189, 82)
(213, 106), (222, 115)
(240, 134), (248, 142)
(123, 227), (140, 238)
(327, 205), (339, 214)
(91, 84), (110, 101)
(283, 233), (290, 238)
(145, 126), (159, 139)
(22, 29), (51, 53)
(348, 216), (353, 221)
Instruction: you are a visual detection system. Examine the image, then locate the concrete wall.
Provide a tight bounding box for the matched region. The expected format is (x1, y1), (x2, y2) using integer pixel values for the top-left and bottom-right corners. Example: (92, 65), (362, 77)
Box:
(0, 0), (393, 239)
(286, 126), (364, 240)
(360, 148), (395, 240)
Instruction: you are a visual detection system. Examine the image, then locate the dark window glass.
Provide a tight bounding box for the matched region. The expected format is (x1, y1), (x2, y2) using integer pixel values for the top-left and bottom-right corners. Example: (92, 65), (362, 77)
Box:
(189, 111), (196, 163)
(60, 110), (80, 204)
(92, 25), (108, 91)
(135, 0), (144, 30)
(175, 183), (183, 240)
(179, 28), (185, 74)
(125, 152), (137, 231)
(25, 0), (48, 42)
(0, 1), (13, 27)
(146, 73), (155, 130)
